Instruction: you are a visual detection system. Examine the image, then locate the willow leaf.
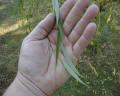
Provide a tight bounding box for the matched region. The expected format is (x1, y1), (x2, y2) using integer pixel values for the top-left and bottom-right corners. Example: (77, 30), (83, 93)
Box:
(58, 19), (64, 42)
(56, 30), (61, 64)
(62, 45), (83, 78)
(52, 0), (86, 86)
(62, 58), (88, 87)
(52, 0), (59, 25)
(52, 0), (61, 64)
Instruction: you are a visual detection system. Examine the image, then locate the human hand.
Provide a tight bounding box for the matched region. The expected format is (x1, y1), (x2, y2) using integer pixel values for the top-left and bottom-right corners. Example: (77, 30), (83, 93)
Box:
(17, 0), (99, 95)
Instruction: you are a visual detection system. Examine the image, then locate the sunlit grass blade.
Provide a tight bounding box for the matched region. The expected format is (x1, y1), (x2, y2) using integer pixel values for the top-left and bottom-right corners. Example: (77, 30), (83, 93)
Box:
(88, 63), (98, 77)
(62, 45), (83, 78)
(62, 58), (88, 87)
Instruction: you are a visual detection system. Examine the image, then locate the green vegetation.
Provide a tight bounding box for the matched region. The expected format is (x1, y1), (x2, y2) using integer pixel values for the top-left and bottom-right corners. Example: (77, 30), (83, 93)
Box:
(0, 0), (120, 95)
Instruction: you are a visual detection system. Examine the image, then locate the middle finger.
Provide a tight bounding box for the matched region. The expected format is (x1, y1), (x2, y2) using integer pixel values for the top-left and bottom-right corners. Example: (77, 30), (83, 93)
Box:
(63, 0), (90, 36)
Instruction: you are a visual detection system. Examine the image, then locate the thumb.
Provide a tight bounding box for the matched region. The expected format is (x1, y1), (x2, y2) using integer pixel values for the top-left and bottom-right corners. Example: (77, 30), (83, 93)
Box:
(27, 13), (55, 40)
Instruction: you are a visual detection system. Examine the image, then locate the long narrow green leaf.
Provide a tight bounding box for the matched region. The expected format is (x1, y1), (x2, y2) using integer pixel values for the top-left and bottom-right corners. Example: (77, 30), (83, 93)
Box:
(56, 19), (65, 64)
(58, 19), (64, 42)
(52, 0), (86, 86)
(62, 58), (88, 87)
(62, 45), (83, 78)
(52, 0), (60, 25)
(52, 0), (61, 64)
(56, 30), (61, 64)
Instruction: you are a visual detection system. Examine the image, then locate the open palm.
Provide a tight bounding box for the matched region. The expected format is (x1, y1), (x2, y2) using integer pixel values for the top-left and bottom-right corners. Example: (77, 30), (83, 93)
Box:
(18, 0), (99, 95)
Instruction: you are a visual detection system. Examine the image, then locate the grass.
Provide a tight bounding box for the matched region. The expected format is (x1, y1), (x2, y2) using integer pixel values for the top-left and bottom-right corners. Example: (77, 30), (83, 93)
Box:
(0, 0), (120, 96)
(0, 1), (27, 95)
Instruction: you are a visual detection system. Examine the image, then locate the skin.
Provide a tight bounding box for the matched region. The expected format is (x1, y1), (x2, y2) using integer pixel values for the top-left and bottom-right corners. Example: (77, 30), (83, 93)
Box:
(3, 0), (99, 96)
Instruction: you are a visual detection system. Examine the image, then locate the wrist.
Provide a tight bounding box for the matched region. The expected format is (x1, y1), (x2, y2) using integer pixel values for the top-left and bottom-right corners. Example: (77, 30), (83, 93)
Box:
(3, 72), (48, 96)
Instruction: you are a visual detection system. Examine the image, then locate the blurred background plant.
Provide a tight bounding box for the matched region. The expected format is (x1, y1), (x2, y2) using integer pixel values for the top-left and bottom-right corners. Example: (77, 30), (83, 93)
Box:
(0, 0), (120, 95)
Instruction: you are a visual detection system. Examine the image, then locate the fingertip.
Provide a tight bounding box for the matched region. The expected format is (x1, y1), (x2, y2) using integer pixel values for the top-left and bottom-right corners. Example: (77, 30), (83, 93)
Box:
(39, 13), (55, 33)
(78, 0), (91, 5)
(45, 13), (55, 23)
(83, 22), (96, 41)
(90, 4), (99, 14)
(89, 22), (96, 31)
(48, 13), (55, 18)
